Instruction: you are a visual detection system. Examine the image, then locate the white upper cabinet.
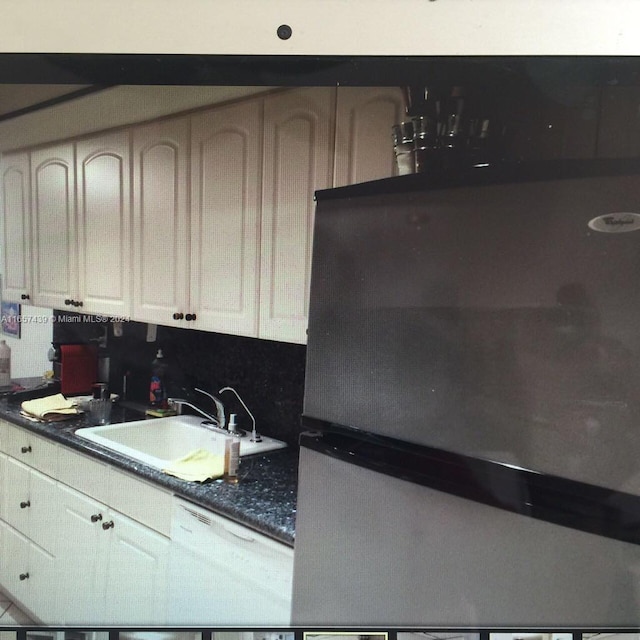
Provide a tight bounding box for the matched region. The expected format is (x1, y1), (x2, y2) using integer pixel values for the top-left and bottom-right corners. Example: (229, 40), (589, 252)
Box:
(132, 117), (190, 326)
(2, 87), (402, 342)
(333, 86), (406, 187)
(30, 134), (132, 314)
(1, 152), (32, 303)
(261, 88), (336, 343)
(76, 131), (132, 317)
(190, 100), (262, 336)
(30, 143), (77, 309)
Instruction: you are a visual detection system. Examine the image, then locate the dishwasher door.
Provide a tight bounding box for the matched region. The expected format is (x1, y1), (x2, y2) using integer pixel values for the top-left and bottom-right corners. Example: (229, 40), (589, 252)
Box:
(168, 497), (293, 625)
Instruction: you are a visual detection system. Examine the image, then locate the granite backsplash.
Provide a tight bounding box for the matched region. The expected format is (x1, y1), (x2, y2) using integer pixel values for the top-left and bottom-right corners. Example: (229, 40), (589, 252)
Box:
(52, 311), (306, 446)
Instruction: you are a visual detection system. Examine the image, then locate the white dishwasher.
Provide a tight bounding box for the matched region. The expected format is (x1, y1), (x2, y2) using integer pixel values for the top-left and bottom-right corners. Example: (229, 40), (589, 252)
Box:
(168, 497), (293, 626)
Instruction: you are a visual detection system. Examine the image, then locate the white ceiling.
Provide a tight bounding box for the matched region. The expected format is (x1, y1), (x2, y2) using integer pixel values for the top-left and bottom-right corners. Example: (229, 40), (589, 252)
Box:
(0, 84), (92, 119)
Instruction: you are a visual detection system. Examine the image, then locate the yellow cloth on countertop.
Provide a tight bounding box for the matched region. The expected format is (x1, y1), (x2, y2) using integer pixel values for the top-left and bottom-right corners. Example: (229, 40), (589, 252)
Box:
(162, 448), (225, 482)
(21, 393), (79, 421)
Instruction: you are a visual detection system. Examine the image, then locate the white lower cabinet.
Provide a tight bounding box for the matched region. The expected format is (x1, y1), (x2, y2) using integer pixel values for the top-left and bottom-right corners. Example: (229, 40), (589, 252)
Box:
(53, 483), (169, 625)
(4, 458), (31, 531)
(0, 420), (170, 625)
(52, 483), (106, 623)
(1, 520), (30, 605)
(0, 421), (293, 626)
(102, 511), (169, 625)
(4, 459), (58, 554)
(0, 520), (58, 623)
(0, 438), (60, 623)
(0, 420), (293, 626)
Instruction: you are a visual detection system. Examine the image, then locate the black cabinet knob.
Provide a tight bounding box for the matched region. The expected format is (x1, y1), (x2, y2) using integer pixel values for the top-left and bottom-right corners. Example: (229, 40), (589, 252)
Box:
(19, 573), (29, 581)
(90, 513), (103, 523)
(65, 299), (73, 306)
(172, 312), (184, 320)
(77, 300), (83, 307)
(21, 445), (32, 454)
(185, 313), (197, 321)
(20, 500), (31, 509)
(102, 520), (114, 530)
(21, 294), (30, 300)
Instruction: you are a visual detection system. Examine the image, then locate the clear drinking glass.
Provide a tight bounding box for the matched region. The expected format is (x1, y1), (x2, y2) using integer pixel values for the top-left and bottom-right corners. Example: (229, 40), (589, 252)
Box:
(89, 398), (112, 425)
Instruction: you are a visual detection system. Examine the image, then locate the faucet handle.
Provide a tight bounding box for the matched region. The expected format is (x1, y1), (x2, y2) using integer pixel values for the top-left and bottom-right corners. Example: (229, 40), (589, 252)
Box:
(194, 387), (226, 429)
(194, 387), (214, 401)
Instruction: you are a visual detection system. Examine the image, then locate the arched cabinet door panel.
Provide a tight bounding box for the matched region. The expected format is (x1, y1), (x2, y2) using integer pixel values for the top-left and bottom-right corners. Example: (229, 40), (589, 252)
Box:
(30, 143), (77, 310)
(190, 99), (262, 336)
(261, 87), (336, 344)
(1, 152), (32, 303)
(131, 117), (190, 326)
(76, 131), (132, 317)
(334, 86), (406, 188)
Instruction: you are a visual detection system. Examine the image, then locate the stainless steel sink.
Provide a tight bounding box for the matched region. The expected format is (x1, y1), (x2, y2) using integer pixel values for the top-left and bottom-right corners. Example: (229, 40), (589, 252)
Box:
(75, 414), (287, 470)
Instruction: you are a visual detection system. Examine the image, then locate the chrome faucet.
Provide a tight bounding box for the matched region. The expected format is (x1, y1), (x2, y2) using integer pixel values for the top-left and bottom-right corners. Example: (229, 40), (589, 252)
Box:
(219, 386), (261, 442)
(194, 388), (226, 428)
(167, 389), (226, 434)
(166, 398), (217, 422)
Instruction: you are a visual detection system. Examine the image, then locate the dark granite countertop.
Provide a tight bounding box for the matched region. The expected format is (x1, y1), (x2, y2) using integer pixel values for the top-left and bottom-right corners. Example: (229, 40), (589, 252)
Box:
(0, 395), (298, 546)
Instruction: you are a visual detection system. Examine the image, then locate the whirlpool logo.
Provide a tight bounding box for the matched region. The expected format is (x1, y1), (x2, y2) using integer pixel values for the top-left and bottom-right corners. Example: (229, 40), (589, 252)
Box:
(588, 212), (640, 233)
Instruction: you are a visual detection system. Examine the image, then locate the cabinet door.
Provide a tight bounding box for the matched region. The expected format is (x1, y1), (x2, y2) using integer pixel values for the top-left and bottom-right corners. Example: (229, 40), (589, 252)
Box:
(76, 131), (132, 316)
(1, 524), (58, 624)
(28, 469), (60, 553)
(4, 457), (31, 533)
(3, 461), (58, 552)
(1, 152), (32, 303)
(333, 87), (406, 187)
(132, 117), (190, 326)
(102, 511), (169, 625)
(23, 538), (58, 624)
(190, 100), (262, 336)
(53, 483), (107, 624)
(1, 520), (30, 605)
(261, 88), (335, 343)
(30, 143), (78, 309)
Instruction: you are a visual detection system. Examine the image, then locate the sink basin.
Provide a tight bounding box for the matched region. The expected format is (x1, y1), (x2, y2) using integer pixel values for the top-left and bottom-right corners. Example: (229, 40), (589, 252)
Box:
(75, 414), (287, 470)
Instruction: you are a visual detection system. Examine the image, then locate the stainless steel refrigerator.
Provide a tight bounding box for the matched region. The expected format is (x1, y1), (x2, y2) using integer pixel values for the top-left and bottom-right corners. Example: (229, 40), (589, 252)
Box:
(292, 159), (640, 627)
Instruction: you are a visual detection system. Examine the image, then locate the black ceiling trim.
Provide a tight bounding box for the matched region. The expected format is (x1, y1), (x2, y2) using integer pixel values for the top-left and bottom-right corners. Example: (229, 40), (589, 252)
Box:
(0, 54), (639, 87)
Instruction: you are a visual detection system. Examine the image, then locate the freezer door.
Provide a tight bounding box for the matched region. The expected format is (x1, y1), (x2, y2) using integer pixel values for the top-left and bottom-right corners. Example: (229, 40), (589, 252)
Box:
(291, 445), (640, 626)
(305, 173), (640, 494)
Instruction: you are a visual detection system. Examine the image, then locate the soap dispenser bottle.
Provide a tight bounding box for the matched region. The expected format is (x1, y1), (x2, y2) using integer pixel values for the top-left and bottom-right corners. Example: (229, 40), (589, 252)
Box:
(149, 349), (168, 408)
(224, 413), (241, 484)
